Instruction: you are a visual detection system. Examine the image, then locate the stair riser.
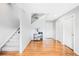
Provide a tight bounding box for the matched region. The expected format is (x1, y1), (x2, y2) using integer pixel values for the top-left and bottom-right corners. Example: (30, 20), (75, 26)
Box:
(2, 47), (19, 51)
(3, 44), (19, 47)
(2, 49), (19, 51)
(8, 40), (19, 42)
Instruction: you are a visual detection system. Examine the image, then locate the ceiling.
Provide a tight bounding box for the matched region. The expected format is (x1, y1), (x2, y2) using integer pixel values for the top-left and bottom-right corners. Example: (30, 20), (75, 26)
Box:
(16, 3), (79, 21)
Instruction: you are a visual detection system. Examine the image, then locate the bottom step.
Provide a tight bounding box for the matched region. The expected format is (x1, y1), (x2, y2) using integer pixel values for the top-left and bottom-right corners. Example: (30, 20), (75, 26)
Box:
(2, 47), (19, 51)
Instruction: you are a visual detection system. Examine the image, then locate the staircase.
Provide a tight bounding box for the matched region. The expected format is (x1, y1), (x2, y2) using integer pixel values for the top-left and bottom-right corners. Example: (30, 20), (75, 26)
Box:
(1, 28), (20, 51)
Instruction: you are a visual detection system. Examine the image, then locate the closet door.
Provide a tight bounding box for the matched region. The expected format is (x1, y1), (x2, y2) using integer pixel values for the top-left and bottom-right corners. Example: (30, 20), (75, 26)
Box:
(63, 14), (74, 50)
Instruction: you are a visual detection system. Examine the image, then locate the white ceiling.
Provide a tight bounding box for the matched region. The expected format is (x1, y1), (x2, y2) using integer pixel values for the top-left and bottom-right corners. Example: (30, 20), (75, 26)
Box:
(16, 3), (79, 21)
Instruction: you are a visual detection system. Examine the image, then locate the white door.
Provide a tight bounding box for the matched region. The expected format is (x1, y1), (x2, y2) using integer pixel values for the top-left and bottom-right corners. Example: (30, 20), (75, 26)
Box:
(63, 14), (75, 49)
(46, 22), (53, 38)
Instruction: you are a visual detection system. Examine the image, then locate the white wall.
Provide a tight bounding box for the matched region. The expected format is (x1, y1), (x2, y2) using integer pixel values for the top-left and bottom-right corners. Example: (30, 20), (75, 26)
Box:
(0, 4), (19, 28)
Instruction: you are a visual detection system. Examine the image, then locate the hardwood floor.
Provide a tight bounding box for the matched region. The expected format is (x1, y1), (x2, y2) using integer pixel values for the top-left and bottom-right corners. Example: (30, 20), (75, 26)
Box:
(22, 39), (77, 56)
(0, 39), (78, 56)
